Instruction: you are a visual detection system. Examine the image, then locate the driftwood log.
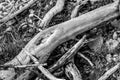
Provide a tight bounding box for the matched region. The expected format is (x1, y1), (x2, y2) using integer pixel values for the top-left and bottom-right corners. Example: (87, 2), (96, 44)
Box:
(0, 1), (120, 79)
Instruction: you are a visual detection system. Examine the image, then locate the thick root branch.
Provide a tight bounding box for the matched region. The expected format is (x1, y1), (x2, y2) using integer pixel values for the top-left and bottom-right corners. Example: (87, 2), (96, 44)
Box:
(40, 0), (65, 27)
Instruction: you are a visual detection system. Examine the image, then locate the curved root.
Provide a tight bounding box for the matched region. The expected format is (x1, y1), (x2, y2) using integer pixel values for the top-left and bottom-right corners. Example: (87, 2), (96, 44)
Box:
(40, 0), (65, 28)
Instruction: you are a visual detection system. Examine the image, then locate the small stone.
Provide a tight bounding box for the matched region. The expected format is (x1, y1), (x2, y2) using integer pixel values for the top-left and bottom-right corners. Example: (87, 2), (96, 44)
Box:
(106, 54), (112, 63)
(0, 69), (15, 80)
(44, 4), (49, 10)
(113, 32), (117, 40)
(88, 36), (103, 52)
(49, 0), (53, 5)
(106, 39), (119, 52)
(112, 54), (119, 62)
(29, 13), (34, 17)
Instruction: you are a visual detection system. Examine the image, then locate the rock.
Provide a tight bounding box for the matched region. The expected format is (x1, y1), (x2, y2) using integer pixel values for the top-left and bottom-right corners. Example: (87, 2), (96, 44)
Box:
(88, 35), (103, 52)
(106, 39), (119, 52)
(113, 32), (117, 40)
(0, 68), (16, 80)
(106, 54), (112, 63)
(111, 19), (120, 28)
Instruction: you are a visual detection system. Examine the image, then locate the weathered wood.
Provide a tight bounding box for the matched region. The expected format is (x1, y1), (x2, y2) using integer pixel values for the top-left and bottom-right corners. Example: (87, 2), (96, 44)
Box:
(49, 35), (86, 72)
(98, 63), (120, 80)
(40, 0), (65, 27)
(65, 63), (82, 80)
(5, 1), (119, 66)
(0, 1), (119, 80)
(38, 65), (65, 80)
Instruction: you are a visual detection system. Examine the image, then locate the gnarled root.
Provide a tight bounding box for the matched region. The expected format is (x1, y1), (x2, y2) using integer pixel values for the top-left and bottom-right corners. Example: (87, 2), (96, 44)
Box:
(40, 0), (65, 28)
(0, 1), (119, 80)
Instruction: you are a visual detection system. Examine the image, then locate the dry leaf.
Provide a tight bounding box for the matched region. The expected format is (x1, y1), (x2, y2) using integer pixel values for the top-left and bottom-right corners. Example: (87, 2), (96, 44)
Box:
(88, 35), (103, 52)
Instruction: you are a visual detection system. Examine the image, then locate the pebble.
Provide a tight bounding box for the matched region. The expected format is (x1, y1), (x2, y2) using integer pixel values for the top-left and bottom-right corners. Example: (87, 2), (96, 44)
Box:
(106, 54), (112, 63)
(112, 54), (119, 62)
(106, 39), (119, 52)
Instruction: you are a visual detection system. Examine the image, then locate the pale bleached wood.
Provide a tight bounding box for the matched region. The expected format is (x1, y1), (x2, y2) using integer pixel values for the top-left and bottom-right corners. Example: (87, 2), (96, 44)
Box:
(38, 65), (65, 80)
(98, 63), (120, 80)
(0, 1), (119, 80)
(40, 0), (65, 27)
(65, 63), (82, 80)
(5, 1), (119, 66)
(48, 35), (86, 72)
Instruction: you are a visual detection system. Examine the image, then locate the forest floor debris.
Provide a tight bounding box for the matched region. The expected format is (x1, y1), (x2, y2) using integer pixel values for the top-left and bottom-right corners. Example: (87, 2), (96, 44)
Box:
(0, 0), (120, 80)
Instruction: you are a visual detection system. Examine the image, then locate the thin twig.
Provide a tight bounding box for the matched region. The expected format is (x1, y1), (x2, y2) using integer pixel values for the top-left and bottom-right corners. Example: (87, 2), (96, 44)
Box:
(98, 63), (120, 80)
(38, 65), (65, 80)
(0, 0), (37, 23)
(49, 35), (86, 72)
(78, 52), (94, 67)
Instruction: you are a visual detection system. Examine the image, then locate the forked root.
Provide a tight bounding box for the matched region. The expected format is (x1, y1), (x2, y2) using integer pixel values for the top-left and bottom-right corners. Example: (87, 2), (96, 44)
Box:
(0, 1), (119, 80)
